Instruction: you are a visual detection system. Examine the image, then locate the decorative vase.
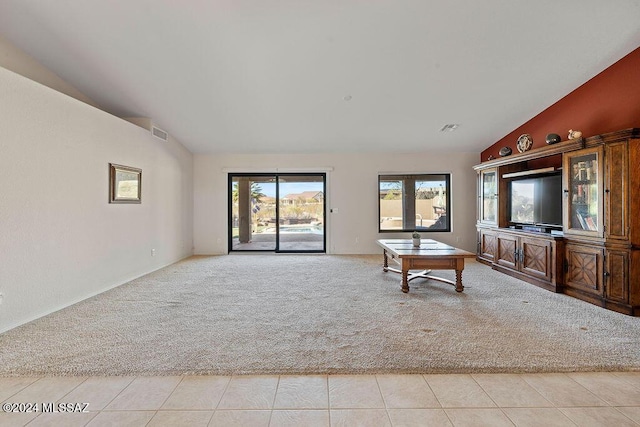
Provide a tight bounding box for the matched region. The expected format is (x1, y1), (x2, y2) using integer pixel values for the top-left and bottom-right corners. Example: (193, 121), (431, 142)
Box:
(546, 133), (561, 144)
(412, 231), (421, 247)
(568, 129), (582, 140)
(499, 146), (512, 157)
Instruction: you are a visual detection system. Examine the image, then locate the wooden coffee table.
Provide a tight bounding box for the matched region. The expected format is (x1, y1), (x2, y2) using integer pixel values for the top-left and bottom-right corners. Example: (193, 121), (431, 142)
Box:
(377, 239), (476, 293)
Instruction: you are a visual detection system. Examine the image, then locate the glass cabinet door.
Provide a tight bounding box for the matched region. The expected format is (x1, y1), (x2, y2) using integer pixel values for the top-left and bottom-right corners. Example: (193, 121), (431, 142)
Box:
(479, 168), (498, 224)
(563, 146), (603, 236)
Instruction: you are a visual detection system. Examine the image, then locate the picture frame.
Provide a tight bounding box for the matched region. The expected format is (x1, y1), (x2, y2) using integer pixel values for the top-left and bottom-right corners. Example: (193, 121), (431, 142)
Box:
(109, 163), (142, 203)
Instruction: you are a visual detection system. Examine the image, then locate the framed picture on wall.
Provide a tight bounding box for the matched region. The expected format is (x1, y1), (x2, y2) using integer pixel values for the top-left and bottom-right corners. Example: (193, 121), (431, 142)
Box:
(109, 163), (142, 203)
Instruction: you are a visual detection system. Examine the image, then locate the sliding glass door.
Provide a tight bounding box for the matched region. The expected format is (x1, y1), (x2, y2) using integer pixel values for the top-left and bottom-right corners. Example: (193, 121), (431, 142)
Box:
(276, 174), (325, 252)
(228, 173), (325, 253)
(230, 175), (277, 251)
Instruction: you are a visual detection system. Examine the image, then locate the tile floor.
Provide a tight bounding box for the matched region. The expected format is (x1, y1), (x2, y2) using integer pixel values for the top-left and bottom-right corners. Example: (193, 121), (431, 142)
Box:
(1, 372), (640, 426)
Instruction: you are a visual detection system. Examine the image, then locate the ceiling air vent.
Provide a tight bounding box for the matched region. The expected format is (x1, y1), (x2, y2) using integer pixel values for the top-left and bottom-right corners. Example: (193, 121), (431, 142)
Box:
(440, 124), (460, 132)
(151, 126), (168, 142)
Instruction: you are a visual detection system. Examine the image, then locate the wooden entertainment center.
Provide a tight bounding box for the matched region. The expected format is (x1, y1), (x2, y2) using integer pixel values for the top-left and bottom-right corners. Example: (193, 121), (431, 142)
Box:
(474, 128), (640, 315)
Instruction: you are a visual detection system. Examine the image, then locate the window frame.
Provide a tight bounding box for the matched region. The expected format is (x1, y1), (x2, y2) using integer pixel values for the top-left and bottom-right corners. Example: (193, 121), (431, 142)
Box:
(378, 173), (452, 233)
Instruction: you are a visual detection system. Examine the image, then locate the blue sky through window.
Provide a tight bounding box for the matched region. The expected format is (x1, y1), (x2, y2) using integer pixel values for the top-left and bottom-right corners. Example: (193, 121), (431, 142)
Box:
(256, 182), (324, 198)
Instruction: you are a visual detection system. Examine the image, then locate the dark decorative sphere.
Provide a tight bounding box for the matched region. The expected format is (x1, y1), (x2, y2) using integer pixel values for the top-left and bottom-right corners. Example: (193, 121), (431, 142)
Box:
(546, 133), (561, 144)
(499, 146), (512, 157)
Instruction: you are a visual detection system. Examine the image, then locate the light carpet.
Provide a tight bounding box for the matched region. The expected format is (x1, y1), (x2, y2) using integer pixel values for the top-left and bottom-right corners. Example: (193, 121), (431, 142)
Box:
(1, 255), (639, 376)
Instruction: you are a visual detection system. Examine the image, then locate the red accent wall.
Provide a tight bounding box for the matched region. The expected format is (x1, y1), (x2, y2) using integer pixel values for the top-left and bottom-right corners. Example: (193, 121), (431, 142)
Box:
(481, 46), (640, 161)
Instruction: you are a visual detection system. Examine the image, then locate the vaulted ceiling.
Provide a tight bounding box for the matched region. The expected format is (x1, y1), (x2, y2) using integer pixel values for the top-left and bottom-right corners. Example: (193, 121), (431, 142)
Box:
(1, 1), (639, 154)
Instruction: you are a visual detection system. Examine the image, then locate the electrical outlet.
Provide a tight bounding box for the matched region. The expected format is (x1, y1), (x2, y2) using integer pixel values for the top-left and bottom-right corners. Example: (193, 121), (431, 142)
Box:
(355, 237), (359, 243)
(151, 248), (156, 257)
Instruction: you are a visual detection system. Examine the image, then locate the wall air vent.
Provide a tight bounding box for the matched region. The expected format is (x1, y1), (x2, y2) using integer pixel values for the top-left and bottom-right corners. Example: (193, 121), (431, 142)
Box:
(123, 117), (169, 141)
(151, 126), (168, 142)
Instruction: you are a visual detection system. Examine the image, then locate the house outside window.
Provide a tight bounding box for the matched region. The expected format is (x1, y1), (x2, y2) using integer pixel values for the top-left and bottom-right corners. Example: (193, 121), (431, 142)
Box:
(281, 191), (324, 206)
(379, 173), (451, 232)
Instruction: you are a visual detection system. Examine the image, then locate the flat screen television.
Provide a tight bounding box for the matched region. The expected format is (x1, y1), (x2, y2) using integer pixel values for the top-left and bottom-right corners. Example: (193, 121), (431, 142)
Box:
(509, 174), (563, 227)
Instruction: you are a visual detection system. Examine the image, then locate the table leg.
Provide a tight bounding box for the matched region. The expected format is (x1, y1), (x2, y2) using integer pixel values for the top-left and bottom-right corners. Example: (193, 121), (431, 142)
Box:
(402, 269), (409, 293)
(382, 249), (389, 271)
(455, 269), (464, 292)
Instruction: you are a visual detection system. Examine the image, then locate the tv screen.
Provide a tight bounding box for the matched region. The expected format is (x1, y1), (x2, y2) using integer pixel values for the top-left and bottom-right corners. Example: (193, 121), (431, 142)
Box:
(510, 174), (562, 226)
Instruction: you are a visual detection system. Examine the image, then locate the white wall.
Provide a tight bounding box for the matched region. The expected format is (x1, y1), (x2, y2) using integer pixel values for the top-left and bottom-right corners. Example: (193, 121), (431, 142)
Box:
(194, 151), (479, 255)
(0, 67), (194, 333)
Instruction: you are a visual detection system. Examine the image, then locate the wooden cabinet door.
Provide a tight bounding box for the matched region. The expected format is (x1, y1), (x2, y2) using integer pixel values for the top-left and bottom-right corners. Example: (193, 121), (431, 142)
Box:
(565, 243), (604, 296)
(478, 228), (497, 263)
(520, 236), (553, 282)
(605, 248), (629, 303)
(605, 140), (629, 242)
(496, 232), (518, 270)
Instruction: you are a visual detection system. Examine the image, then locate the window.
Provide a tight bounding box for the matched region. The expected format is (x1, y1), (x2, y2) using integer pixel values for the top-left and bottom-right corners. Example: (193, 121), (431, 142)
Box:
(379, 173), (451, 232)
